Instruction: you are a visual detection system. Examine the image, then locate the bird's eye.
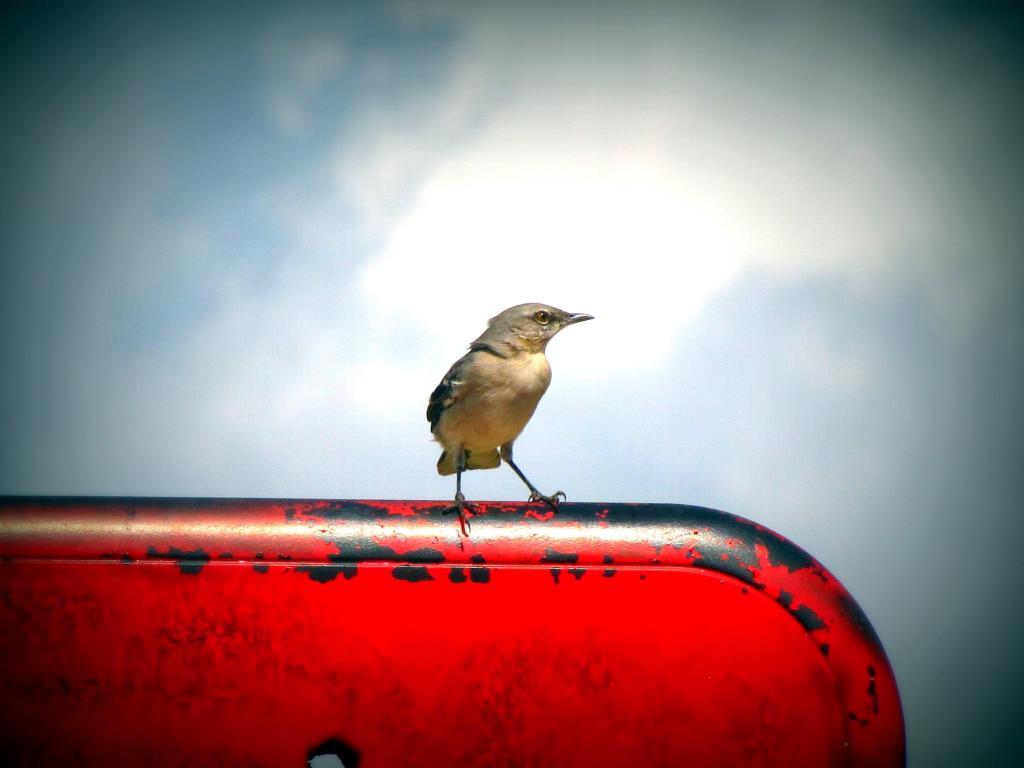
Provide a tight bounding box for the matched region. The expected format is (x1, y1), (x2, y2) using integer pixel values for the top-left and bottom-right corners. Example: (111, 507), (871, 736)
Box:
(534, 310), (551, 324)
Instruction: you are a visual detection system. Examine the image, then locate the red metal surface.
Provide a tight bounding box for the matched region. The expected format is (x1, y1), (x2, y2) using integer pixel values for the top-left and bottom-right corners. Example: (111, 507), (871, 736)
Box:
(0, 498), (904, 767)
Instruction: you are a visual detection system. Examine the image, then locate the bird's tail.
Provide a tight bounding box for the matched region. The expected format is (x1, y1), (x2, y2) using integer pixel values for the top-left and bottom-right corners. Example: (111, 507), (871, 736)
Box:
(436, 448), (502, 476)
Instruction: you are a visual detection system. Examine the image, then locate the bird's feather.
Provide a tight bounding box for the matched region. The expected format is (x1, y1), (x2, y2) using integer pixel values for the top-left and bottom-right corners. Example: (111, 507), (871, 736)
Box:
(427, 347), (506, 432)
(427, 354), (469, 431)
(436, 446), (501, 476)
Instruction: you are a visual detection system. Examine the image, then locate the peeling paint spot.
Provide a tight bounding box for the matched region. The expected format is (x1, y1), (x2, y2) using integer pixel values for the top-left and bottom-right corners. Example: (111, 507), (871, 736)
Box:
(449, 567), (468, 583)
(792, 603), (827, 632)
(146, 546), (211, 576)
(762, 538), (816, 573)
(692, 547), (757, 585)
(297, 565), (356, 583)
(253, 564), (269, 574)
(469, 567), (490, 584)
(329, 541), (402, 563)
(305, 500), (397, 521)
(392, 565), (433, 583)
(540, 547), (578, 564)
(868, 665), (879, 714)
(400, 547), (446, 563)
(567, 567), (586, 580)
(550, 567), (561, 584)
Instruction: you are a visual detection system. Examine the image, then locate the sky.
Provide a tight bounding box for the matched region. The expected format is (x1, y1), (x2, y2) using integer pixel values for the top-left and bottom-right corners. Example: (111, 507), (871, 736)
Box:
(2, 1), (1022, 764)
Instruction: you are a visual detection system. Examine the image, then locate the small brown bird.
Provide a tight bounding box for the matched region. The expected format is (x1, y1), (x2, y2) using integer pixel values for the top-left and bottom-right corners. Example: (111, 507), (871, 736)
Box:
(427, 303), (593, 534)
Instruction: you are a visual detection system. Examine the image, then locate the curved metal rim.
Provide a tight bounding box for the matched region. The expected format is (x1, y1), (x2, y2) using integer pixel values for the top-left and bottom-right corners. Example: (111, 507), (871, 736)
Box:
(0, 496), (906, 766)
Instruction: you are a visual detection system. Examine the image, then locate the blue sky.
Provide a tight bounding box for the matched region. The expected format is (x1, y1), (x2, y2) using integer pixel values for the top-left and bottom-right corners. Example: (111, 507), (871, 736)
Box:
(2, 1), (1022, 764)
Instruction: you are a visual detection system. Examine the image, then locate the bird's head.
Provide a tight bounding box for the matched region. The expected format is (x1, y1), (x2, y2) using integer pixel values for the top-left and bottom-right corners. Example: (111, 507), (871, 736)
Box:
(482, 303), (594, 353)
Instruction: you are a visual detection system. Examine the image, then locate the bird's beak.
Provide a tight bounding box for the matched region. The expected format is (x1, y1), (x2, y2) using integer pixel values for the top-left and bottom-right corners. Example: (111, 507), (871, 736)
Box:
(563, 313), (594, 326)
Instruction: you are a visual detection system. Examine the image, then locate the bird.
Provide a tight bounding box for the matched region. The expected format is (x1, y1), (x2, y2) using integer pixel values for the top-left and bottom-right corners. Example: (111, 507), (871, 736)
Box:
(427, 303), (593, 535)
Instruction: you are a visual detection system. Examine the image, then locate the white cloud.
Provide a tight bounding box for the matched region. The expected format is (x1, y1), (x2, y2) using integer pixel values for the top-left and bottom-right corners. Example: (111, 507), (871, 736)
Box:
(260, 29), (346, 136)
(359, 132), (748, 373)
(326, 3), (977, 410)
(40, 1), (1009, 504)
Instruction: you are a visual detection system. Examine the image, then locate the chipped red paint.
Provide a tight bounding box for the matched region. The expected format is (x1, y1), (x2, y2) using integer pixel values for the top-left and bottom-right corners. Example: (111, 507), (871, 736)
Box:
(0, 497), (904, 767)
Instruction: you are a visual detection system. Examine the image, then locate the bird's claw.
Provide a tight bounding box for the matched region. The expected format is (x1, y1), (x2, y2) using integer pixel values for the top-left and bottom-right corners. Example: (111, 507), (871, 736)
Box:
(529, 490), (566, 510)
(444, 493), (477, 536)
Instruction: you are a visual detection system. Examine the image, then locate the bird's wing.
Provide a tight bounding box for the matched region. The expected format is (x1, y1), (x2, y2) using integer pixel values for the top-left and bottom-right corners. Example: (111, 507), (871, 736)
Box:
(427, 345), (507, 432)
(427, 352), (472, 431)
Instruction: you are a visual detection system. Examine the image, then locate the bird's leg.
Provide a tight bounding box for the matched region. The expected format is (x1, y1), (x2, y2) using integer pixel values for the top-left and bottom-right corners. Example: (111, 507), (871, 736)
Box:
(505, 456), (566, 511)
(454, 470), (474, 537)
(444, 449), (476, 536)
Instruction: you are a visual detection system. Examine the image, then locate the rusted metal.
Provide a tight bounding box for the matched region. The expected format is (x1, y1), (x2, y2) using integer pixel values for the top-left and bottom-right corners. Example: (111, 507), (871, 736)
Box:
(0, 497), (904, 766)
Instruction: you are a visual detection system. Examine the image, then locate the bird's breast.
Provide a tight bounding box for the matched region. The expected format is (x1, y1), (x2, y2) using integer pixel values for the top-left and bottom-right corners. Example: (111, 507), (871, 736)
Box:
(505, 351), (552, 395)
(473, 351), (551, 418)
(435, 351), (552, 452)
